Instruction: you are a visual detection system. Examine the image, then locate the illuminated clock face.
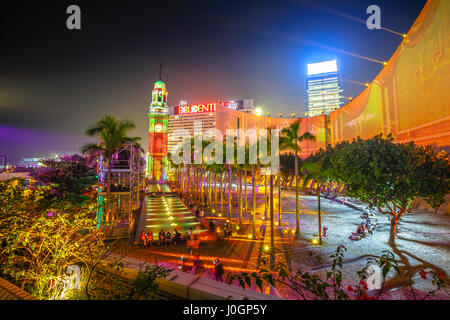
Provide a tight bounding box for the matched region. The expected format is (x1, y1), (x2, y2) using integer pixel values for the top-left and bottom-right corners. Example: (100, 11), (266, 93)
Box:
(154, 123), (163, 133)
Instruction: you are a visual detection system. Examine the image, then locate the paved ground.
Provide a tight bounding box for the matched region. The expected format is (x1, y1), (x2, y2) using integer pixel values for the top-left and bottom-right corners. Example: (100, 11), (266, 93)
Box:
(127, 187), (450, 300)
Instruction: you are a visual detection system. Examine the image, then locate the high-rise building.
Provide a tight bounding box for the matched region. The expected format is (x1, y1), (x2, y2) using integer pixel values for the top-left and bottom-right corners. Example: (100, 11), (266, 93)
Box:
(147, 80), (169, 183)
(167, 99), (254, 155)
(306, 59), (343, 116)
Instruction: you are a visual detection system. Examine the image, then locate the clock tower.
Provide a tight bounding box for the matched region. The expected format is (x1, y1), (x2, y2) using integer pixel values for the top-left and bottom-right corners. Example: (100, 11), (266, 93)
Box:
(147, 78), (168, 183)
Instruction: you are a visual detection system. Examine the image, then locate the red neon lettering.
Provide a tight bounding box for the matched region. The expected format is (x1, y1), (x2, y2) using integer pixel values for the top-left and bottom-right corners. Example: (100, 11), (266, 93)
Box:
(177, 102), (217, 114)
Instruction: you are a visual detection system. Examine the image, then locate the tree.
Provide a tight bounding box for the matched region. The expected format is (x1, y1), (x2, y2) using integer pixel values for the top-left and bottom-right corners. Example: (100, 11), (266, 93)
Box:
(0, 179), (171, 300)
(280, 120), (316, 237)
(301, 157), (335, 245)
(0, 180), (104, 299)
(81, 115), (141, 224)
(31, 154), (97, 204)
(330, 135), (450, 246)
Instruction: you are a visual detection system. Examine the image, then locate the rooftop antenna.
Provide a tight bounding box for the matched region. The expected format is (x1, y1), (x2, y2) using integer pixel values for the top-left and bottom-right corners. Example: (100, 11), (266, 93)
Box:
(159, 62), (162, 81)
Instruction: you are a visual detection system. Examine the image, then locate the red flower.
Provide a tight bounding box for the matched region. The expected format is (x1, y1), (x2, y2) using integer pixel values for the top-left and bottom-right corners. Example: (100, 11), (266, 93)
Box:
(419, 270), (427, 280)
(363, 283), (368, 290)
(359, 280), (366, 285)
(347, 285), (353, 291)
(438, 272), (444, 278)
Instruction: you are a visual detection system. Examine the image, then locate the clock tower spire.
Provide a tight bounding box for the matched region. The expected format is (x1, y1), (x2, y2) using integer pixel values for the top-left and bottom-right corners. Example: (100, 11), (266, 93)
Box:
(147, 69), (168, 183)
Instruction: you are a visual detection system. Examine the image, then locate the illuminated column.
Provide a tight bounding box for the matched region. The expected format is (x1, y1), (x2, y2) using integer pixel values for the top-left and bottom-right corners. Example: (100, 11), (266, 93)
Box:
(148, 80), (168, 183)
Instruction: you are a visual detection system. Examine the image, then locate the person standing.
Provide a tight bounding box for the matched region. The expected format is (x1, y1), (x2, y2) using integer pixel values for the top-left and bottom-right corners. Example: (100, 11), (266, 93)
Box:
(159, 230), (165, 247)
(173, 229), (181, 245)
(195, 207), (200, 218)
(146, 231), (153, 247)
(165, 231), (172, 247)
(139, 231), (147, 247)
(192, 254), (204, 276)
(213, 258), (224, 282)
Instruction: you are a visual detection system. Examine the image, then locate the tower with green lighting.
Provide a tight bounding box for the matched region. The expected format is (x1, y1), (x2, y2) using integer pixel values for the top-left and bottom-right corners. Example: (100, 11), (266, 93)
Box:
(147, 77), (168, 183)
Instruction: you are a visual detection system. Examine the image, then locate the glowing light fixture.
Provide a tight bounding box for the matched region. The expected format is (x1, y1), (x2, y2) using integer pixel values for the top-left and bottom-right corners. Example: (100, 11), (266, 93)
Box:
(307, 59), (337, 76)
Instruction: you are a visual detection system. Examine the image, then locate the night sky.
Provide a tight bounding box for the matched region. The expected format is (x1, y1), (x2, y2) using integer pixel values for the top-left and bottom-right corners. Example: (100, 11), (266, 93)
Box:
(0, 0), (426, 163)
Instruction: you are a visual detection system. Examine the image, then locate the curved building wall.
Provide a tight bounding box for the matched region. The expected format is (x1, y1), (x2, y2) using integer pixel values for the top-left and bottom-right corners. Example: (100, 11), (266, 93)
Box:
(328, 0), (449, 149)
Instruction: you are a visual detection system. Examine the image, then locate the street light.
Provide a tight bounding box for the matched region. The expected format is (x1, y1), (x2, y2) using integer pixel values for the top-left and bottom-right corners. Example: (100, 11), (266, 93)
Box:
(255, 107), (262, 116)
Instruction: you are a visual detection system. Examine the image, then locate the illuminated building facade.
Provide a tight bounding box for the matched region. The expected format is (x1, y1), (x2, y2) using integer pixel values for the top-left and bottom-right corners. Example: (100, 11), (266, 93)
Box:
(306, 59), (344, 117)
(148, 80), (169, 183)
(167, 100), (253, 154)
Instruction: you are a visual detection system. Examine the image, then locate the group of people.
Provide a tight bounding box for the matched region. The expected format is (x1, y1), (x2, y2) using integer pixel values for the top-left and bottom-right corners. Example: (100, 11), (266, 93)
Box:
(356, 220), (373, 237)
(139, 230), (154, 247)
(139, 228), (182, 248)
(179, 254), (224, 281)
(208, 220), (235, 239)
(349, 208), (376, 241)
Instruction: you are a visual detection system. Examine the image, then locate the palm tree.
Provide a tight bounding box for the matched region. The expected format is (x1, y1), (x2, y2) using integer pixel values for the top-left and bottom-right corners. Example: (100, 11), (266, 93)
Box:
(228, 164), (233, 222)
(279, 120), (316, 237)
(251, 163), (257, 239)
(82, 114), (141, 224)
(301, 161), (333, 245)
(269, 164), (275, 269)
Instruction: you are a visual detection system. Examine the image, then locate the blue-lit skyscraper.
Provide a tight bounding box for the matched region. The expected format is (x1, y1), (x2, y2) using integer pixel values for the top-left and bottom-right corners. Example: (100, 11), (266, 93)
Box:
(306, 59), (343, 116)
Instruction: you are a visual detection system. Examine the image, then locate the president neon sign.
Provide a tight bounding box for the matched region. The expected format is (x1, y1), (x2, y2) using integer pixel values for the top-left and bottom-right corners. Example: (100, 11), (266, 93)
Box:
(175, 103), (217, 115)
